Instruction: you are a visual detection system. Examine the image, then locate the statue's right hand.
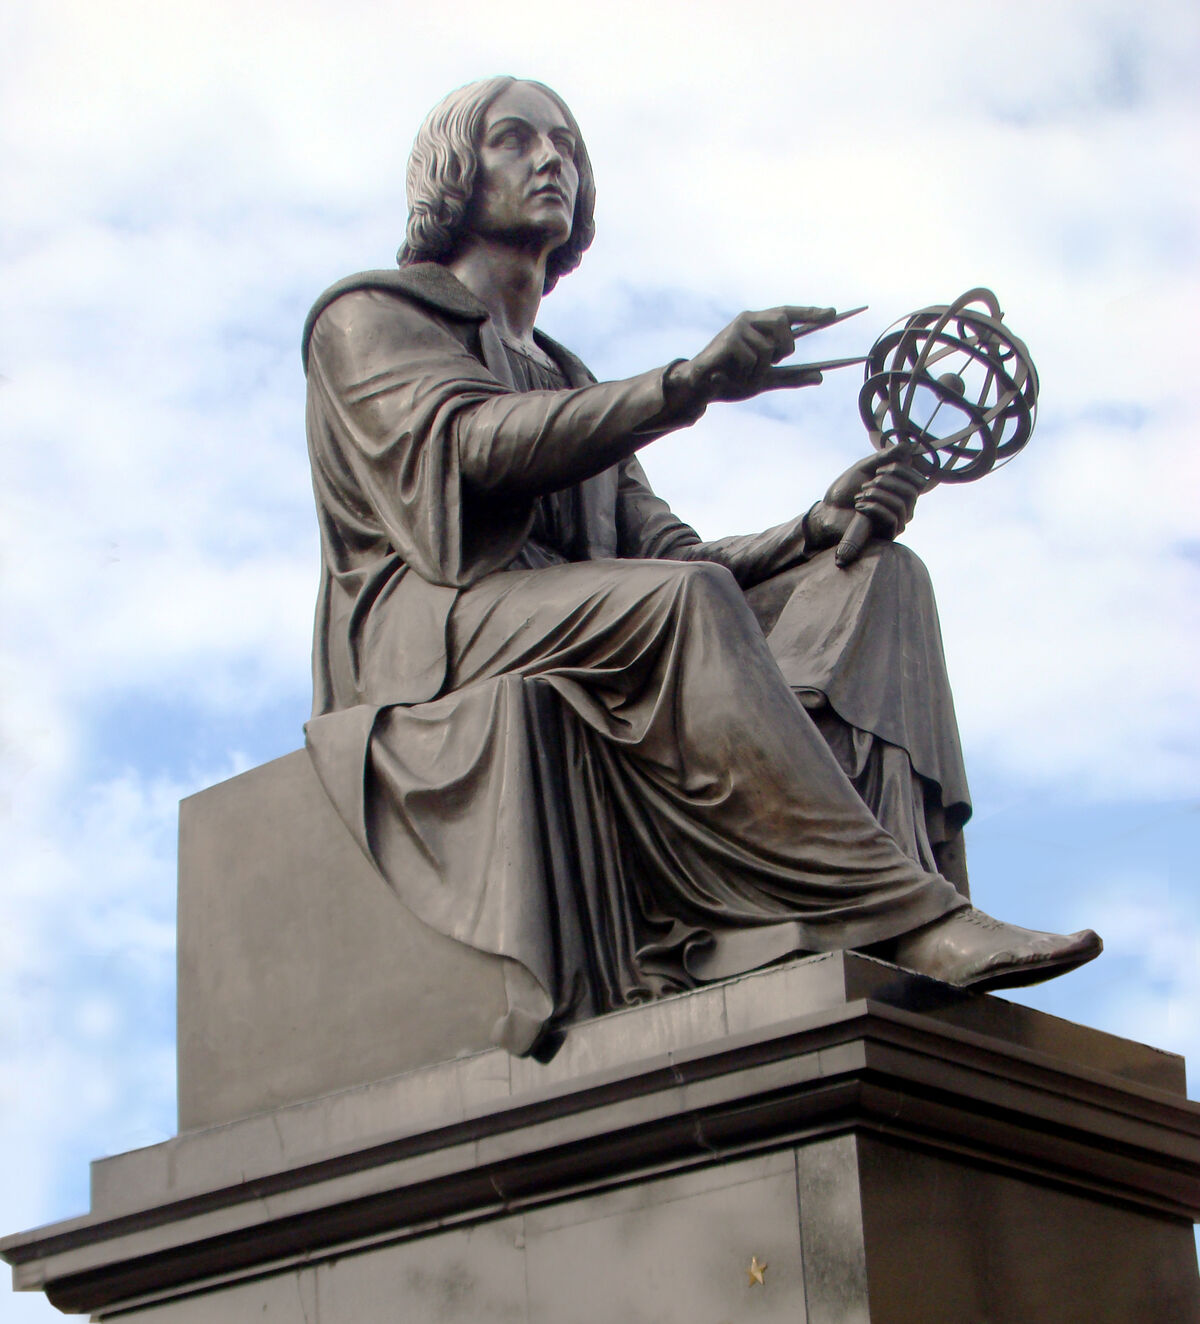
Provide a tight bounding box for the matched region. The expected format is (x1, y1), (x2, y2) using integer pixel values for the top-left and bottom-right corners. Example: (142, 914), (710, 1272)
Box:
(672, 307), (836, 404)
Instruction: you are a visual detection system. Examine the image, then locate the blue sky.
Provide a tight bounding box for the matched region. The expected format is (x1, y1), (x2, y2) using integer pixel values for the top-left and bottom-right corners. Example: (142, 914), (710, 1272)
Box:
(2, 2), (1198, 1317)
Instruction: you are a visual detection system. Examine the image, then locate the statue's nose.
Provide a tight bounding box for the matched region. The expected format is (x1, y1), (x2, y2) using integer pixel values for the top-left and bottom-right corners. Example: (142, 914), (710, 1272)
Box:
(534, 134), (564, 173)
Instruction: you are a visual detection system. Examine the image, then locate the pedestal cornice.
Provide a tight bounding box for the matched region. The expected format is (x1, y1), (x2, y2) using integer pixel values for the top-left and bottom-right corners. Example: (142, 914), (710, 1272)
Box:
(3, 953), (1197, 1317)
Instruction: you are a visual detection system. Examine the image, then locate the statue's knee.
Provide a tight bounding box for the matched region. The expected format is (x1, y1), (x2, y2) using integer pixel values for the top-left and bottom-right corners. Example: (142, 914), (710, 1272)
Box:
(673, 558), (735, 590)
(676, 560), (754, 622)
(873, 538), (924, 571)
(867, 540), (934, 593)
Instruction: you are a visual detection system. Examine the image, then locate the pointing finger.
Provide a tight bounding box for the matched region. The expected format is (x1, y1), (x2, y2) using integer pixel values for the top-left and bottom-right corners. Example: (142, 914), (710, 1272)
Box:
(784, 305), (837, 327)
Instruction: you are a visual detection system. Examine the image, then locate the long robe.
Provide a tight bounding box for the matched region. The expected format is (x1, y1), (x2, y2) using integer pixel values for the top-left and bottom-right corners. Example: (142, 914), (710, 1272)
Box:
(303, 262), (970, 1054)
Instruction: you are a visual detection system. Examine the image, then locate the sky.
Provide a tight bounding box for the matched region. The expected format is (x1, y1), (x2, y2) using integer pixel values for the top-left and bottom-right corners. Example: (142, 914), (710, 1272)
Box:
(2, 1), (1198, 1316)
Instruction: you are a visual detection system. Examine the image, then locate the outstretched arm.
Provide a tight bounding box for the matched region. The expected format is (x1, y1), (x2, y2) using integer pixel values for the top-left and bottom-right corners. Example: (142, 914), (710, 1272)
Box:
(311, 289), (686, 500)
(458, 303), (839, 495)
(313, 291), (836, 503)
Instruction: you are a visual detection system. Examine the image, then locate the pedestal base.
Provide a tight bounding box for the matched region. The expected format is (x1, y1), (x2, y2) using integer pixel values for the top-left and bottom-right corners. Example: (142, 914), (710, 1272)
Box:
(5, 953), (1199, 1322)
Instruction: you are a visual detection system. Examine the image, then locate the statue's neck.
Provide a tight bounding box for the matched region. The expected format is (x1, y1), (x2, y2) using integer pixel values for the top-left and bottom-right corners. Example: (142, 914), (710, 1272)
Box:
(448, 238), (546, 345)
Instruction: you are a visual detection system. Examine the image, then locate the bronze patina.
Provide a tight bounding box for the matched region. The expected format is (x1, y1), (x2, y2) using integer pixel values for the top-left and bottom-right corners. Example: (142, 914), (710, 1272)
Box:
(301, 77), (1100, 1057)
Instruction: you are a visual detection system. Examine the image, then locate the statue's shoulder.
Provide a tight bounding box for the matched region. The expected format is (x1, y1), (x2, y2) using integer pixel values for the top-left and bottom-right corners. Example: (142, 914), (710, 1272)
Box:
(301, 264), (489, 370)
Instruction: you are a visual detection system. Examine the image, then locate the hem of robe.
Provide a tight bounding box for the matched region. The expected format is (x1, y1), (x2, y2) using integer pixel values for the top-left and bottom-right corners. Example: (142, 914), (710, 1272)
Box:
(761, 543), (972, 825)
(306, 704), (966, 1058)
(681, 886), (968, 983)
(799, 690), (971, 843)
(493, 885), (967, 1056)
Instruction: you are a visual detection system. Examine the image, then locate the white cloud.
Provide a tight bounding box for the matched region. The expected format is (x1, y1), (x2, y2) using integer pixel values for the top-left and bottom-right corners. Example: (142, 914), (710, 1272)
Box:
(0, 762), (216, 1257)
(1013, 858), (1200, 1094)
(1093, 880), (1200, 1061)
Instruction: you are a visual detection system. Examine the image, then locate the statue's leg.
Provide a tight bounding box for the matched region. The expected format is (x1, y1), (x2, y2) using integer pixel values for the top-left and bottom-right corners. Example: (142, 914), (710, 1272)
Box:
(442, 556), (964, 969)
(741, 546), (1101, 988)
(744, 542), (971, 897)
(355, 555), (1094, 1052)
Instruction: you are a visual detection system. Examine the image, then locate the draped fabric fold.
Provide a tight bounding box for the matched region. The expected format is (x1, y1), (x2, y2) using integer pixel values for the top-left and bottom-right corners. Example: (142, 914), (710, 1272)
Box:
(303, 263), (971, 1055)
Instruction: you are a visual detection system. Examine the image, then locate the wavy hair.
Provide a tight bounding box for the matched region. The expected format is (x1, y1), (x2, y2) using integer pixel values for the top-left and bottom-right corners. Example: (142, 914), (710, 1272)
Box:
(397, 76), (596, 294)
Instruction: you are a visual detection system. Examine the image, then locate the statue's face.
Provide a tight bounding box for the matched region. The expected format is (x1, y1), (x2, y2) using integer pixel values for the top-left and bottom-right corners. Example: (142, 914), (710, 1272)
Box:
(467, 82), (579, 253)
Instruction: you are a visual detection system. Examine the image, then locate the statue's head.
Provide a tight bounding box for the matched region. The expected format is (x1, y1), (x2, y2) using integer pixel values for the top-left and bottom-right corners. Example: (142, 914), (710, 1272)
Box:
(398, 76), (596, 294)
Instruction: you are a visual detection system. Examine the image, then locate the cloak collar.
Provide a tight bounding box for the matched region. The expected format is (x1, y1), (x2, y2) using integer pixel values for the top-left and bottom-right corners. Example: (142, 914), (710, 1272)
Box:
(301, 261), (591, 386)
(302, 263), (490, 371)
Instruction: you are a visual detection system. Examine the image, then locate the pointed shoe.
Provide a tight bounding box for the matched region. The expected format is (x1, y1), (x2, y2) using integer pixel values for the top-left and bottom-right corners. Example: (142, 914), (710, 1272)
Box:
(891, 906), (1103, 993)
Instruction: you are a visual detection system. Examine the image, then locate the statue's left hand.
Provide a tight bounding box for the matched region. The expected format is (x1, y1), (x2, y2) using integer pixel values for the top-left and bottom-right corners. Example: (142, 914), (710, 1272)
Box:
(805, 452), (926, 550)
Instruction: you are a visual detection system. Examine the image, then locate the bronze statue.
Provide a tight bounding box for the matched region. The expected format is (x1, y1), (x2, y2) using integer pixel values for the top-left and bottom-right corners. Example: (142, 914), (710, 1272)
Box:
(301, 77), (1100, 1057)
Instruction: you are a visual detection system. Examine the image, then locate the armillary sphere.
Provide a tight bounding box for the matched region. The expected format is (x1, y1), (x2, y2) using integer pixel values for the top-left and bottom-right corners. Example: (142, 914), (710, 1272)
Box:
(835, 287), (1039, 567)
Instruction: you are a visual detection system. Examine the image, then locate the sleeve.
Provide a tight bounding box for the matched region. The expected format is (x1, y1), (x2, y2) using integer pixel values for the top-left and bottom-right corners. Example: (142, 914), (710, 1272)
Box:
(307, 289), (696, 587)
(615, 456), (817, 589)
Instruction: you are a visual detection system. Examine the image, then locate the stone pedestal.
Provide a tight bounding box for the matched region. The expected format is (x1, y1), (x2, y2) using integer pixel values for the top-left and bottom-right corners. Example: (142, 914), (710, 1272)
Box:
(176, 750), (509, 1130)
(5, 952), (1199, 1322)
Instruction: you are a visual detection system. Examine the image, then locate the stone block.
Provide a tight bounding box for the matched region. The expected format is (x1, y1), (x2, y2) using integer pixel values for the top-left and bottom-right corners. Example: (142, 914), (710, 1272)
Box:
(6, 955), (1198, 1321)
(177, 749), (508, 1130)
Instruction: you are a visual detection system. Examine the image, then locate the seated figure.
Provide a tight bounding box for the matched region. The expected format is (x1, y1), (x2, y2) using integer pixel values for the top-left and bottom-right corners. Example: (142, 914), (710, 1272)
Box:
(302, 76), (1100, 1056)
